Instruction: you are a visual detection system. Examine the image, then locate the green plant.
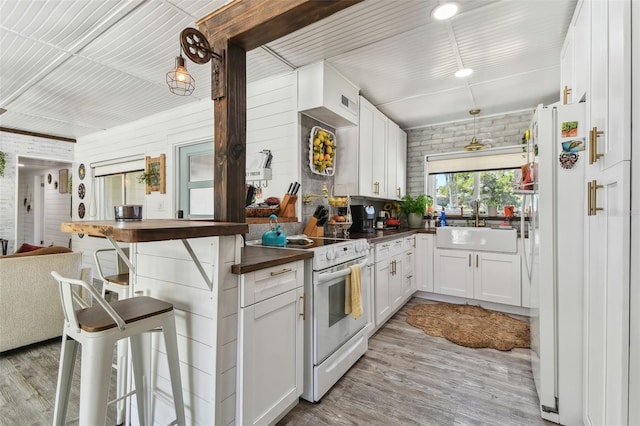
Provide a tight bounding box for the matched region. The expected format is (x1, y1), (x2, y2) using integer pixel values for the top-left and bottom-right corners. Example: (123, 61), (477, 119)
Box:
(400, 194), (427, 216)
(0, 150), (6, 177)
(137, 167), (160, 186)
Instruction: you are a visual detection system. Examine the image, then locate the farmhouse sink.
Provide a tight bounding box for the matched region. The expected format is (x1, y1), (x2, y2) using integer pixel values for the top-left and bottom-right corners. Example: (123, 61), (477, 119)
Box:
(436, 227), (517, 253)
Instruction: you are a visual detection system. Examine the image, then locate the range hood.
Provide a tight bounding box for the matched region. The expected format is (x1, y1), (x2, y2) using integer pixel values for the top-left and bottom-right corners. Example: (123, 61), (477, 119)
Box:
(298, 61), (359, 127)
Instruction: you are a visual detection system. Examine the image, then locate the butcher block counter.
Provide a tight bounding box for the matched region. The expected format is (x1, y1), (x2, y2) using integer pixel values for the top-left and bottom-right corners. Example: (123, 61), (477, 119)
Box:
(61, 219), (248, 242)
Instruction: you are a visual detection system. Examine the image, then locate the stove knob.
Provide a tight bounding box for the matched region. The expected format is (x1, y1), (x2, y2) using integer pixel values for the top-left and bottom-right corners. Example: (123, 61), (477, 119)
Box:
(326, 249), (336, 260)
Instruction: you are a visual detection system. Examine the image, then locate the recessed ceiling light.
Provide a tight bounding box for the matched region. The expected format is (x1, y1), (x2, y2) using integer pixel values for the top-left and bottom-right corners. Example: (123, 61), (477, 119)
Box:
(455, 68), (473, 78)
(431, 2), (459, 20)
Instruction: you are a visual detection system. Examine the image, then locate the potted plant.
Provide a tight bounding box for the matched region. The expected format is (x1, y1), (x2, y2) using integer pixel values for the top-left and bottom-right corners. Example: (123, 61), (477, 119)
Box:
(137, 167), (160, 187)
(400, 194), (427, 229)
(0, 150), (6, 177)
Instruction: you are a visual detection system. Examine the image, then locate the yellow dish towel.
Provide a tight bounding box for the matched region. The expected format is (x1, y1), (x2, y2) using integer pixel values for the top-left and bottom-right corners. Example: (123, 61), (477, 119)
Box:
(344, 264), (362, 319)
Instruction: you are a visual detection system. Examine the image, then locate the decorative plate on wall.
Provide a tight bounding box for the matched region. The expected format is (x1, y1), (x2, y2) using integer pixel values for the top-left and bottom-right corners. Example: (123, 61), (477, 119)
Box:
(78, 183), (85, 199)
(78, 163), (86, 180)
(309, 126), (336, 176)
(78, 202), (85, 219)
(47, 174), (52, 184)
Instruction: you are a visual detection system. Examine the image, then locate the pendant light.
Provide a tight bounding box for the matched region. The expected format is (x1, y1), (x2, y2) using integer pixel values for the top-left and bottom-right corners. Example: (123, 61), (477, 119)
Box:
(464, 109), (486, 151)
(166, 49), (195, 96)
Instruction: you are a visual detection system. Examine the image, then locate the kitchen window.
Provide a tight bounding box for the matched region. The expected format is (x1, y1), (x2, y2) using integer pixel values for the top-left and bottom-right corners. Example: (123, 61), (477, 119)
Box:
(425, 145), (525, 214)
(178, 141), (214, 218)
(92, 156), (146, 220)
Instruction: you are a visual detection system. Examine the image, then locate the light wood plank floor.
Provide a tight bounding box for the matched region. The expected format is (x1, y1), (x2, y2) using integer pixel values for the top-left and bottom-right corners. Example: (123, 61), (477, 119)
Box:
(1, 297), (551, 426)
(279, 297), (553, 426)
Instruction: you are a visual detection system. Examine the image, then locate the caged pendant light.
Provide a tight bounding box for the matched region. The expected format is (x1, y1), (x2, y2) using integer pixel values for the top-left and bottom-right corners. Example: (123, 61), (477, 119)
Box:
(463, 109), (486, 151)
(166, 49), (195, 96)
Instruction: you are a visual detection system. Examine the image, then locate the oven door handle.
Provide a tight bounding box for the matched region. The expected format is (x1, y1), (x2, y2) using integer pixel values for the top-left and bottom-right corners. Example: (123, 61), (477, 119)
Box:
(317, 258), (368, 284)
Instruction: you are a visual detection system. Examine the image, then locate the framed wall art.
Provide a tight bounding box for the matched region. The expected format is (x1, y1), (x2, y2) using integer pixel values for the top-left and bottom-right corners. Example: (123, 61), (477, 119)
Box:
(59, 169), (69, 193)
(144, 154), (166, 194)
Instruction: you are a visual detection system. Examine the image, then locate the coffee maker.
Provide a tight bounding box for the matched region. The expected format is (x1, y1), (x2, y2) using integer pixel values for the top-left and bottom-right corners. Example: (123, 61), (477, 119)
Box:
(349, 205), (375, 233)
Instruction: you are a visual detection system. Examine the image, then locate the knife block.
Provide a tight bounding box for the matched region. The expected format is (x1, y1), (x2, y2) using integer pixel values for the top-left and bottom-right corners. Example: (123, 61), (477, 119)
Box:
(278, 195), (297, 218)
(303, 217), (324, 237)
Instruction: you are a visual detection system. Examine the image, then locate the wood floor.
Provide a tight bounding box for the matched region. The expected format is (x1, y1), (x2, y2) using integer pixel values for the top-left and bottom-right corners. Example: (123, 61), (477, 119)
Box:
(279, 298), (552, 426)
(0, 297), (550, 426)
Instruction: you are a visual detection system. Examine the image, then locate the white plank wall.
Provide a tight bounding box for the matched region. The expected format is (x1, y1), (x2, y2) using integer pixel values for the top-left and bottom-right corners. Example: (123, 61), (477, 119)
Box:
(132, 235), (241, 426)
(246, 71), (299, 202)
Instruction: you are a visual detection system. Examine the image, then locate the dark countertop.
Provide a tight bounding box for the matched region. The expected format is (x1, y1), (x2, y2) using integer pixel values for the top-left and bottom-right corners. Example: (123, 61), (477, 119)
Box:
(231, 246), (314, 275)
(61, 219), (248, 242)
(349, 227), (435, 244)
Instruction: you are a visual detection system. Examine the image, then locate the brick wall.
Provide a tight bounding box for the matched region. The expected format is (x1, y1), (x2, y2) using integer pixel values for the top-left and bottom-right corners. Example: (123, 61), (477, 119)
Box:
(405, 109), (533, 195)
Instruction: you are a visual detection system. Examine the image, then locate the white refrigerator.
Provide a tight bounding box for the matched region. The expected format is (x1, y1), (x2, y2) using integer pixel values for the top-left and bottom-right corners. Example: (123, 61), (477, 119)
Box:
(524, 102), (585, 425)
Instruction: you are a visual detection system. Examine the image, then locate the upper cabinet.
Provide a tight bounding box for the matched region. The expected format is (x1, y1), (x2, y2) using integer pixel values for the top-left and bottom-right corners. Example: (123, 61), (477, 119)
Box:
(335, 96), (406, 200)
(298, 61), (359, 127)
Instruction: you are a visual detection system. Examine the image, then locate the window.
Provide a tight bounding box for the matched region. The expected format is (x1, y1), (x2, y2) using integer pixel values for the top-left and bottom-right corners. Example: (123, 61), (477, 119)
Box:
(178, 142), (214, 218)
(98, 171), (145, 220)
(434, 169), (521, 213)
(425, 145), (525, 215)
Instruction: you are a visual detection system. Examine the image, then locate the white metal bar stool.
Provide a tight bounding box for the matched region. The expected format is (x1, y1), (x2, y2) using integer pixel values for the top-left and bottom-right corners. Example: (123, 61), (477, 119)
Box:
(94, 247), (131, 425)
(50, 271), (185, 426)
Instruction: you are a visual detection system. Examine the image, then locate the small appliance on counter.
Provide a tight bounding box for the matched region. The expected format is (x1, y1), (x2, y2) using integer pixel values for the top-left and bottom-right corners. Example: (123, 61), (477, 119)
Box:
(261, 214), (287, 247)
(349, 205), (375, 233)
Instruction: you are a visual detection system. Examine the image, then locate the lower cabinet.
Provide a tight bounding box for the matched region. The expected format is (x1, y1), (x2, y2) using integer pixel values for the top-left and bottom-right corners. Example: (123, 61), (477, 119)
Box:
(416, 234), (434, 292)
(433, 248), (521, 306)
(237, 261), (304, 426)
(374, 236), (416, 328)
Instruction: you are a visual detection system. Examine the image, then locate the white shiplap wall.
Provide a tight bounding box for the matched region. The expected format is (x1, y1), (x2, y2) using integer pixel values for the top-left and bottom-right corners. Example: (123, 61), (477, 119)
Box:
(0, 132), (74, 253)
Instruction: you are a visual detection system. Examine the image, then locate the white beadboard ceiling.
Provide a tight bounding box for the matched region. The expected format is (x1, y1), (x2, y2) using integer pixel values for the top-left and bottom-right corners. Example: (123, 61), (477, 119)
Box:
(0, 0), (576, 140)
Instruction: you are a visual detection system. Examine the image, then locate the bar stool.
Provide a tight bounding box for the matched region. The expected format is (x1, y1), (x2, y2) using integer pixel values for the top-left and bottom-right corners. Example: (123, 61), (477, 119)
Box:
(50, 271), (185, 426)
(94, 248), (131, 424)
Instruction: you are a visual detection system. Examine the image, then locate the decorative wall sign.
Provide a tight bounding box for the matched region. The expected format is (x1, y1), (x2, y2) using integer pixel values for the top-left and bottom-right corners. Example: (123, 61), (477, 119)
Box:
(144, 154), (166, 194)
(78, 163), (86, 180)
(78, 183), (85, 199)
(59, 169), (69, 193)
(78, 202), (86, 219)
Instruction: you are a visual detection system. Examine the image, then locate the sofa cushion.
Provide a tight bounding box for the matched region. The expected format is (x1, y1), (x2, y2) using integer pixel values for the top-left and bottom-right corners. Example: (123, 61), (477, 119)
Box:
(2, 246), (72, 259)
(16, 243), (44, 253)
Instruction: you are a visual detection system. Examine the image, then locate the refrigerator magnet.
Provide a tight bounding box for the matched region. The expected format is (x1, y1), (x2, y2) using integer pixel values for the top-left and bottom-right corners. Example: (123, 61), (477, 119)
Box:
(559, 152), (578, 169)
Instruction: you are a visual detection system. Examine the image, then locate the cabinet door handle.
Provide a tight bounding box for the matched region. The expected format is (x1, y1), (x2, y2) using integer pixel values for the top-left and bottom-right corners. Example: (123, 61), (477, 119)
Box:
(299, 294), (305, 320)
(270, 268), (292, 276)
(587, 180), (604, 216)
(397, 187), (401, 198)
(374, 181), (380, 194)
(563, 85), (572, 105)
(589, 127), (604, 164)
(476, 254), (479, 268)
(468, 254), (471, 267)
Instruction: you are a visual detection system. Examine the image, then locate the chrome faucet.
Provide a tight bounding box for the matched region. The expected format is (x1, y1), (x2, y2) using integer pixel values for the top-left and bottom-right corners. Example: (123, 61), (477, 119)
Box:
(472, 199), (480, 227)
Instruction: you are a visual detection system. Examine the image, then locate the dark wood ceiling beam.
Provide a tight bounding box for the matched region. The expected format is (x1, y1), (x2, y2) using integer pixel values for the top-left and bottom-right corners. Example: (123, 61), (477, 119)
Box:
(0, 127), (76, 143)
(197, 0), (362, 51)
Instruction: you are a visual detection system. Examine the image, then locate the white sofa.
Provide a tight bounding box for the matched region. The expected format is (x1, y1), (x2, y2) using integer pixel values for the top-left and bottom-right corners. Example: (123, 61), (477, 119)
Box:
(0, 248), (89, 352)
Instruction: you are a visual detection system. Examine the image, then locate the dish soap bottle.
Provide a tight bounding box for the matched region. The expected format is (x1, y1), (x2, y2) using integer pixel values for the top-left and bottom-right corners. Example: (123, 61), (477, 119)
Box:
(440, 208), (448, 227)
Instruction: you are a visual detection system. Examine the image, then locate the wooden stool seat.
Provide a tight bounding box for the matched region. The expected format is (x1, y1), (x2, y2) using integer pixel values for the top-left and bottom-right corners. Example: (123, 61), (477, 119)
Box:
(103, 273), (130, 286)
(76, 296), (173, 332)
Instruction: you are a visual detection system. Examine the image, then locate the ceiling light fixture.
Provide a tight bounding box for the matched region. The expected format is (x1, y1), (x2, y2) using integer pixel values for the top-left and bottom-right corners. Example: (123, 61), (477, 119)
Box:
(167, 28), (226, 98)
(464, 109), (486, 151)
(166, 49), (195, 96)
(431, 2), (459, 20)
(454, 68), (473, 78)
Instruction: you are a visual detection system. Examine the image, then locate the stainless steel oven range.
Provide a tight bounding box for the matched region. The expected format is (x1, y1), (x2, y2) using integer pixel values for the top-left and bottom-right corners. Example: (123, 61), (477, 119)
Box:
(299, 237), (370, 402)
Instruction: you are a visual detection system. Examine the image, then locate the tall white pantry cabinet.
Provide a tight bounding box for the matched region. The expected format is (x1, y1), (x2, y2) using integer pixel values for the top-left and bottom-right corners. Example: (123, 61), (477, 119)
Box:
(561, 1), (635, 425)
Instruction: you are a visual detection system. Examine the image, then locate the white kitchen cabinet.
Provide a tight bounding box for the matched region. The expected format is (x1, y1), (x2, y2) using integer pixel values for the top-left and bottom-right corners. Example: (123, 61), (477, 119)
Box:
(237, 261), (304, 426)
(373, 237), (406, 327)
(572, 0), (590, 103)
(334, 96), (406, 200)
(433, 248), (521, 306)
(396, 129), (407, 200)
(416, 234), (434, 292)
(297, 61), (358, 127)
(402, 236), (415, 300)
(559, 21), (574, 104)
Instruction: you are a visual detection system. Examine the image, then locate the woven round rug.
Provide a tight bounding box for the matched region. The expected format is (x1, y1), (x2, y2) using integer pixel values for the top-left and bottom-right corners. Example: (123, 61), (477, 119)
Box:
(406, 303), (530, 351)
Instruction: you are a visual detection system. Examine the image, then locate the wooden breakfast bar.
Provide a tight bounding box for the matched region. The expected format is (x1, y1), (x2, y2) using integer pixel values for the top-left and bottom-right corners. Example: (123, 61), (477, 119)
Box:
(62, 219), (249, 425)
